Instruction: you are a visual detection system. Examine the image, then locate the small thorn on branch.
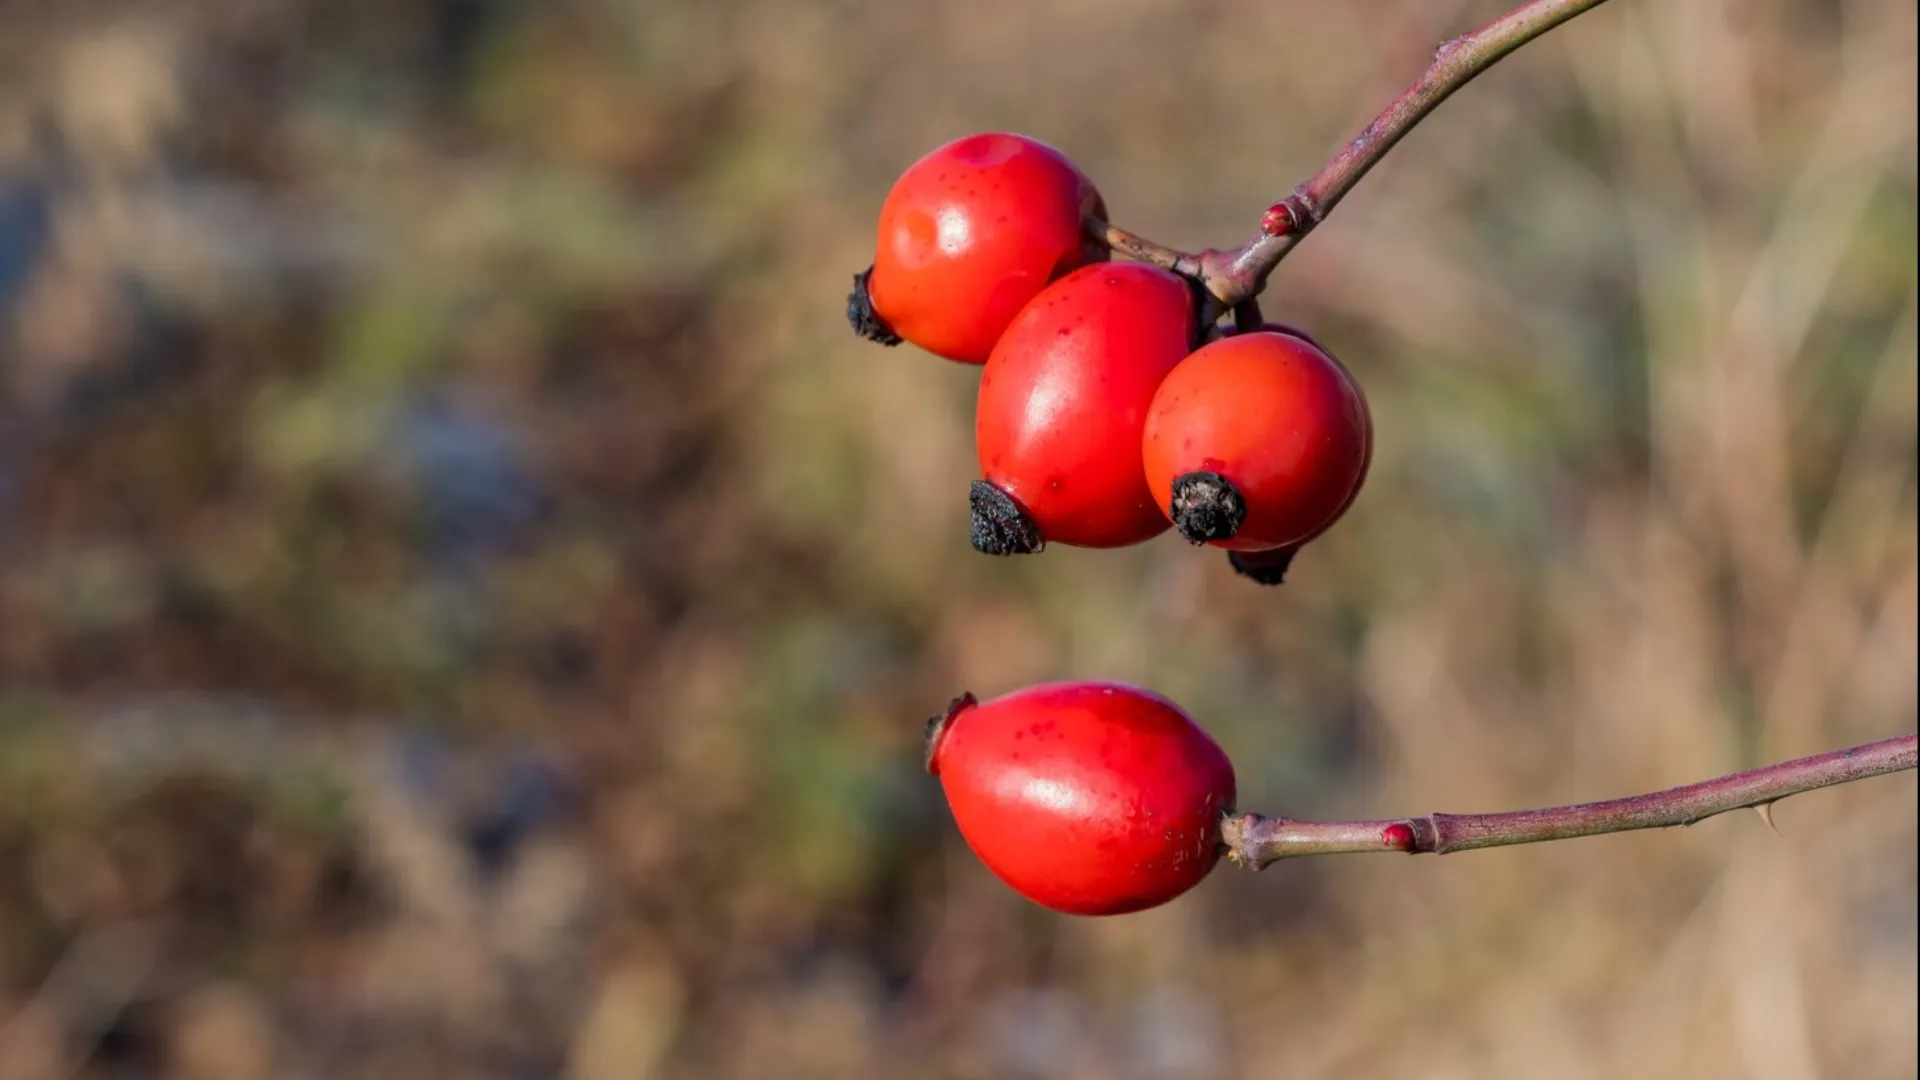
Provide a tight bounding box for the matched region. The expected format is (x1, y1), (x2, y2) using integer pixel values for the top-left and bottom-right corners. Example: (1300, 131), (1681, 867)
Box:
(1754, 802), (1781, 836)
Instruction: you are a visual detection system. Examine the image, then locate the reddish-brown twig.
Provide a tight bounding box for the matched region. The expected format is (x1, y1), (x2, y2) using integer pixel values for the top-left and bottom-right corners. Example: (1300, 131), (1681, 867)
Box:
(1089, 219), (1203, 278)
(1221, 733), (1917, 869)
(1091, 0), (1621, 306)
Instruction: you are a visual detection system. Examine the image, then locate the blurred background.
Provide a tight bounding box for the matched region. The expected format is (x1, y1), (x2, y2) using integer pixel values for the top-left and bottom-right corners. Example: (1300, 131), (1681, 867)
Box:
(0, 1), (1914, 1078)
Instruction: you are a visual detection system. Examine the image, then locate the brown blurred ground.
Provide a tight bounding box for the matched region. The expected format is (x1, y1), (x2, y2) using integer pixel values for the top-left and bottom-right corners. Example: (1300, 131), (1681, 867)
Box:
(0, 1), (1914, 1078)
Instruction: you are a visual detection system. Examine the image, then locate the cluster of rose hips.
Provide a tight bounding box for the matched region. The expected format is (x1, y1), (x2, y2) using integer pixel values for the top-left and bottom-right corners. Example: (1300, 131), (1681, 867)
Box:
(848, 132), (1373, 585)
(847, 133), (1375, 916)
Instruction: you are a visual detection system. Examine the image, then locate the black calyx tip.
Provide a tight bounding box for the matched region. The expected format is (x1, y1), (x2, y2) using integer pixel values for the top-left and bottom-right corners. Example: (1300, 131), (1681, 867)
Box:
(1227, 545), (1299, 586)
(924, 692), (977, 775)
(969, 480), (1043, 555)
(847, 267), (902, 346)
(1169, 471), (1245, 545)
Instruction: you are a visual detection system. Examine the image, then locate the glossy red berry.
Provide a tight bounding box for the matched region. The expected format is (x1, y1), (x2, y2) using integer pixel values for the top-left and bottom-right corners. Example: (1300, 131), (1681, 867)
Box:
(971, 262), (1197, 553)
(1141, 328), (1371, 552)
(925, 681), (1236, 916)
(849, 132), (1107, 364)
(1218, 324), (1373, 585)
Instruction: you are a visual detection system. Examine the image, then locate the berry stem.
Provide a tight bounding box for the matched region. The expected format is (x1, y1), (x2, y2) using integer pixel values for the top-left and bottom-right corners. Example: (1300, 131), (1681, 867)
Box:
(1087, 217), (1202, 278)
(1221, 733), (1917, 869)
(1231, 299), (1264, 334)
(1166, 0), (1616, 306)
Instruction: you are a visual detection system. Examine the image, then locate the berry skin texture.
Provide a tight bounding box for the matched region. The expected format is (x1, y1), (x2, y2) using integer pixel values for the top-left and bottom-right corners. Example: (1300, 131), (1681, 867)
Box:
(1142, 329), (1372, 552)
(860, 132), (1107, 364)
(974, 262), (1196, 550)
(925, 681), (1236, 916)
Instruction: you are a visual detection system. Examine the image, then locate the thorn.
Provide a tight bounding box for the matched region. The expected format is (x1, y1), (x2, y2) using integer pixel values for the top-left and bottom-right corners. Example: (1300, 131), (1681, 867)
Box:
(1754, 802), (1782, 837)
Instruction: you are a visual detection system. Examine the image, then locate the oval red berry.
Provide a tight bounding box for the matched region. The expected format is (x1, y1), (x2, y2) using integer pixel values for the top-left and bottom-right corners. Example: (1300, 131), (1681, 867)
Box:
(927, 681), (1236, 916)
(974, 262), (1196, 549)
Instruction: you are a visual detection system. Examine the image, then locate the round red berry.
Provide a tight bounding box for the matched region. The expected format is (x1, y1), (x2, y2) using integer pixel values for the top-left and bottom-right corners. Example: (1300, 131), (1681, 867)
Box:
(1220, 323), (1374, 584)
(1141, 328), (1371, 551)
(926, 681), (1236, 916)
(971, 262), (1196, 552)
(855, 132), (1106, 364)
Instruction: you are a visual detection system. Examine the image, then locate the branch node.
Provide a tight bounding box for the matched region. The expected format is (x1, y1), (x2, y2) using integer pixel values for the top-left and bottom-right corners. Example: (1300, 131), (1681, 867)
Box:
(1203, 0), (1621, 302)
(1289, 193), (1321, 231)
(1407, 815), (1442, 853)
(1259, 196), (1320, 242)
(1218, 813), (1266, 870)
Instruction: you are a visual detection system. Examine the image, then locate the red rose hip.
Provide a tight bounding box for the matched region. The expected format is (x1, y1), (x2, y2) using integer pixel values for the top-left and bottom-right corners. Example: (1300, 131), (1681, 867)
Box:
(925, 681), (1236, 916)
(1216, 324), (1374, 585)
(849, 132), (1107, 364)
(1142, 329), (1372, 552)
(971, 262), (1197, 553)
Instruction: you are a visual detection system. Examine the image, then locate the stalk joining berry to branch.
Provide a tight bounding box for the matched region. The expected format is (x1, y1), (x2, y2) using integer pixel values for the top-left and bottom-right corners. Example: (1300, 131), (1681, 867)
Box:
(842, 0), (1916, 918)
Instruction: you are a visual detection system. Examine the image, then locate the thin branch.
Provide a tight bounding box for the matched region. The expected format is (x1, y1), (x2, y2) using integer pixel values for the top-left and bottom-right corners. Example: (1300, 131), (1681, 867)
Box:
(1192, 0), (1619, 306)
(1221, 733), (1917, 870)
(1086, 217), (1202, 277)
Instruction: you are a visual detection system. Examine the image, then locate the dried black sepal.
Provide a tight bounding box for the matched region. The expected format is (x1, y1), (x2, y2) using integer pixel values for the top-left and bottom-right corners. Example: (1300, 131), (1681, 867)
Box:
(1169, 471), (1245, 545)
(1227, 545), (1299, 586)
(969, 480), (1043, 555)
(924, 692), (977, 774)
(846, 266), (903, 346)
